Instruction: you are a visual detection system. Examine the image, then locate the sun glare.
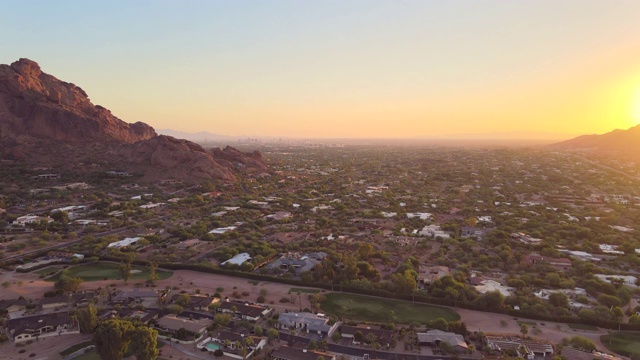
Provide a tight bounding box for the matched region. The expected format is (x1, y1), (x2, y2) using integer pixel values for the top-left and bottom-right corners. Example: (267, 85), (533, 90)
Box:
(634, 89), (640, 124)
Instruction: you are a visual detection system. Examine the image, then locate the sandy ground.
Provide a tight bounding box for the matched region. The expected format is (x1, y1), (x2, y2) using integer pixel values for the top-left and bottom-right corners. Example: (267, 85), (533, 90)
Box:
(0, 268), (313, 309)
(456, 307), (613, 356)
(0, 268), (624, 359)
(0, 333), (92, 360)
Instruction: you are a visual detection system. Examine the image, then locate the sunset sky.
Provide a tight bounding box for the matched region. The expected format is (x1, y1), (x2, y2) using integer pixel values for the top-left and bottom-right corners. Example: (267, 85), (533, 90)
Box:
(3, 1), (640, 139)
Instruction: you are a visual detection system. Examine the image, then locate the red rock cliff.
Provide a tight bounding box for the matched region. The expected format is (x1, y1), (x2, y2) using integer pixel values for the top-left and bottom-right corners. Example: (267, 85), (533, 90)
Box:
(0, 58), (156, 142)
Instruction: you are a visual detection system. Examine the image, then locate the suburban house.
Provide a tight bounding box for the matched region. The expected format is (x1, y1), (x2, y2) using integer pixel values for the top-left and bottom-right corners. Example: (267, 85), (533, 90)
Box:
(271, 346), (336, 360)
(221, 252), (252, 266)
(7, 312), (75, 342)
(277, 312), (339, 336)
(40, 295), (69, 310)
(107, 237), (143, 249)
(418, 266), (451, 286)
(51, 205), (88, 219)
(98, 308), (160, 324)
(155, 314), (212, 338)
(171, 294), (218, 311)
(510, 232), (542, 245)
(0, 298), (28, 314)
(417, 330), (468, 353)
(31, 174), (60, 180)
(265, 252), (327, 275)
(217, 300), (272, 321)
(474, 279), (514, 297)
(486, 336), (553, 359)
(264, 211), (292, 220)
(12, 214), (54, 227)
(110, 289), (158, 305)
(524, 254), (572, 270)
(406, 212), (432, 220)
(340, 325), (393, 346)
(460, 226), (490, 239)
(419, 225), (450, 239)
(207, 330), (245, 350)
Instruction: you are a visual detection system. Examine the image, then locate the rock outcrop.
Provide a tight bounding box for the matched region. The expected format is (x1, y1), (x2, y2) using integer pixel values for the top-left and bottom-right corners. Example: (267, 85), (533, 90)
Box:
(115, 136), (237, 182)
(0, 58), (156, 143)
(210, 146), (268, 172)
(0, 58), (266, 182)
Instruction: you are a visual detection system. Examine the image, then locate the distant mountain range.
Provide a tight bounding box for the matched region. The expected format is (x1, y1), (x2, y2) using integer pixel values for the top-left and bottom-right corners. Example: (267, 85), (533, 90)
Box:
(551, 125), (640, 159)
(0, 58), (266, 182)
(430, 131), (577, 142)
(156, 129), (233, 142)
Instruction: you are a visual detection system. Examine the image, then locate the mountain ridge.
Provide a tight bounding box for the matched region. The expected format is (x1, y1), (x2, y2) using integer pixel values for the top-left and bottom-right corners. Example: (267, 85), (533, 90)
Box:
(551, 125), (640, 159)
(0, 58), (266, 182)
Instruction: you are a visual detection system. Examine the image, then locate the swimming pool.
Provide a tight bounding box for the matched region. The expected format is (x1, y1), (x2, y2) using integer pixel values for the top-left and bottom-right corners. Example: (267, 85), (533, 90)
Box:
(205, 342), (221, 351)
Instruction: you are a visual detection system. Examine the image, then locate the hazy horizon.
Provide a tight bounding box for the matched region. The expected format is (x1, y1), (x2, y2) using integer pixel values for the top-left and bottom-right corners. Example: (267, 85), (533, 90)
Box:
(157, 127), (581, 141)
(3, 1), (640, 138)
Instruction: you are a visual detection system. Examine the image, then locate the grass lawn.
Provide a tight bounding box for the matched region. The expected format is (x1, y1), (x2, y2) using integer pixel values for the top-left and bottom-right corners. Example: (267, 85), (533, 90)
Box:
(289, 287), (321, 294)
(74, 350), (101, 360)
(46, 262), (172, 282)
(34, 265), (65, 276)
(601, 332), (640, 358)
(320, 293), (459, 324)
(60, 340), (94, 356)
(568, 323), (599, 331)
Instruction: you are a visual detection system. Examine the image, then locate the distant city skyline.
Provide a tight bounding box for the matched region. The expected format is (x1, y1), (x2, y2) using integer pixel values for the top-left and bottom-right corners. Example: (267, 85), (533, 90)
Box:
(3, 1), (640, 139)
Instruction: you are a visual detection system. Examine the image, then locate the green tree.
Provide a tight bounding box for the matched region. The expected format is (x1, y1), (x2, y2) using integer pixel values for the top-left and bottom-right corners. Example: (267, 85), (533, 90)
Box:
(548, 292), (569, 309)
(175, 294), (191, 307)
(55, 273), (83, 292)
(119, 260), (132, 284)
(597, 294), (621, 308)
(428, 318), (449, 331)
(568, 336), (596, 352)
(94, 319), (134, 360)
(253, 325), (263, 336)
(612, 306), (624, 322)
(129, 325), (159, 360)
(267, 328), (279, 344)
(520, 324), (528, 339)
(51, 211), (69, 224)
(214, 313), (232, 326)
(148, 261), (158, 286)
(474, 290), (505, 311)
(77, 303), (98, 334)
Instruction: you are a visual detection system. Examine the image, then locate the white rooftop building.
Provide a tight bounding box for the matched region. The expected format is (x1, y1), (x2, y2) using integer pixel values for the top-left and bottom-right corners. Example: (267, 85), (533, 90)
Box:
(108, 237), (142, 248)
(475, 280), (513, 297)
(221, 253), (252, 266)
(209, 226), (237, 234)
(407, 212), (432, 220)
(595, 274), (637, 287)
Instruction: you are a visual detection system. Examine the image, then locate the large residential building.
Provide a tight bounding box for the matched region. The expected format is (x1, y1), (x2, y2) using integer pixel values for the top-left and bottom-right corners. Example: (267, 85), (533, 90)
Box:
(277, 312), (339, 336)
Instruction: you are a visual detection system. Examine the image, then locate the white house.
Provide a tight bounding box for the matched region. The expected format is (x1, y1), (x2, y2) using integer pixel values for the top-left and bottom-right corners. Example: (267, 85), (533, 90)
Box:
(221, 253), (252, 266)
(107, 237), (142, 249)
(13, 214), (53, 227)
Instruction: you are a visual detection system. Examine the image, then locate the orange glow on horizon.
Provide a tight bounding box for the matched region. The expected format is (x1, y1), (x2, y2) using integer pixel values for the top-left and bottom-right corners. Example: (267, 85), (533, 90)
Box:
(633, 89), (640, 124)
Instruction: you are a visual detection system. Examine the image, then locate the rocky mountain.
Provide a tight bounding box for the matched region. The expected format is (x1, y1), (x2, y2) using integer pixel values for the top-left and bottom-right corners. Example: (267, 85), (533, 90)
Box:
(0, 58), (156, 143)
(0, 58), (266, 182)
(211, 146), (267, 172)
(551, 125), (640, 160)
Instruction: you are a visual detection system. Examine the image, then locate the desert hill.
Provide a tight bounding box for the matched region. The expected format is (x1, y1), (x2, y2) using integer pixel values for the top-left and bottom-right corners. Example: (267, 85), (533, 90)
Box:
(0, 58), (265, 181)
(551, 125), (640, 160)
